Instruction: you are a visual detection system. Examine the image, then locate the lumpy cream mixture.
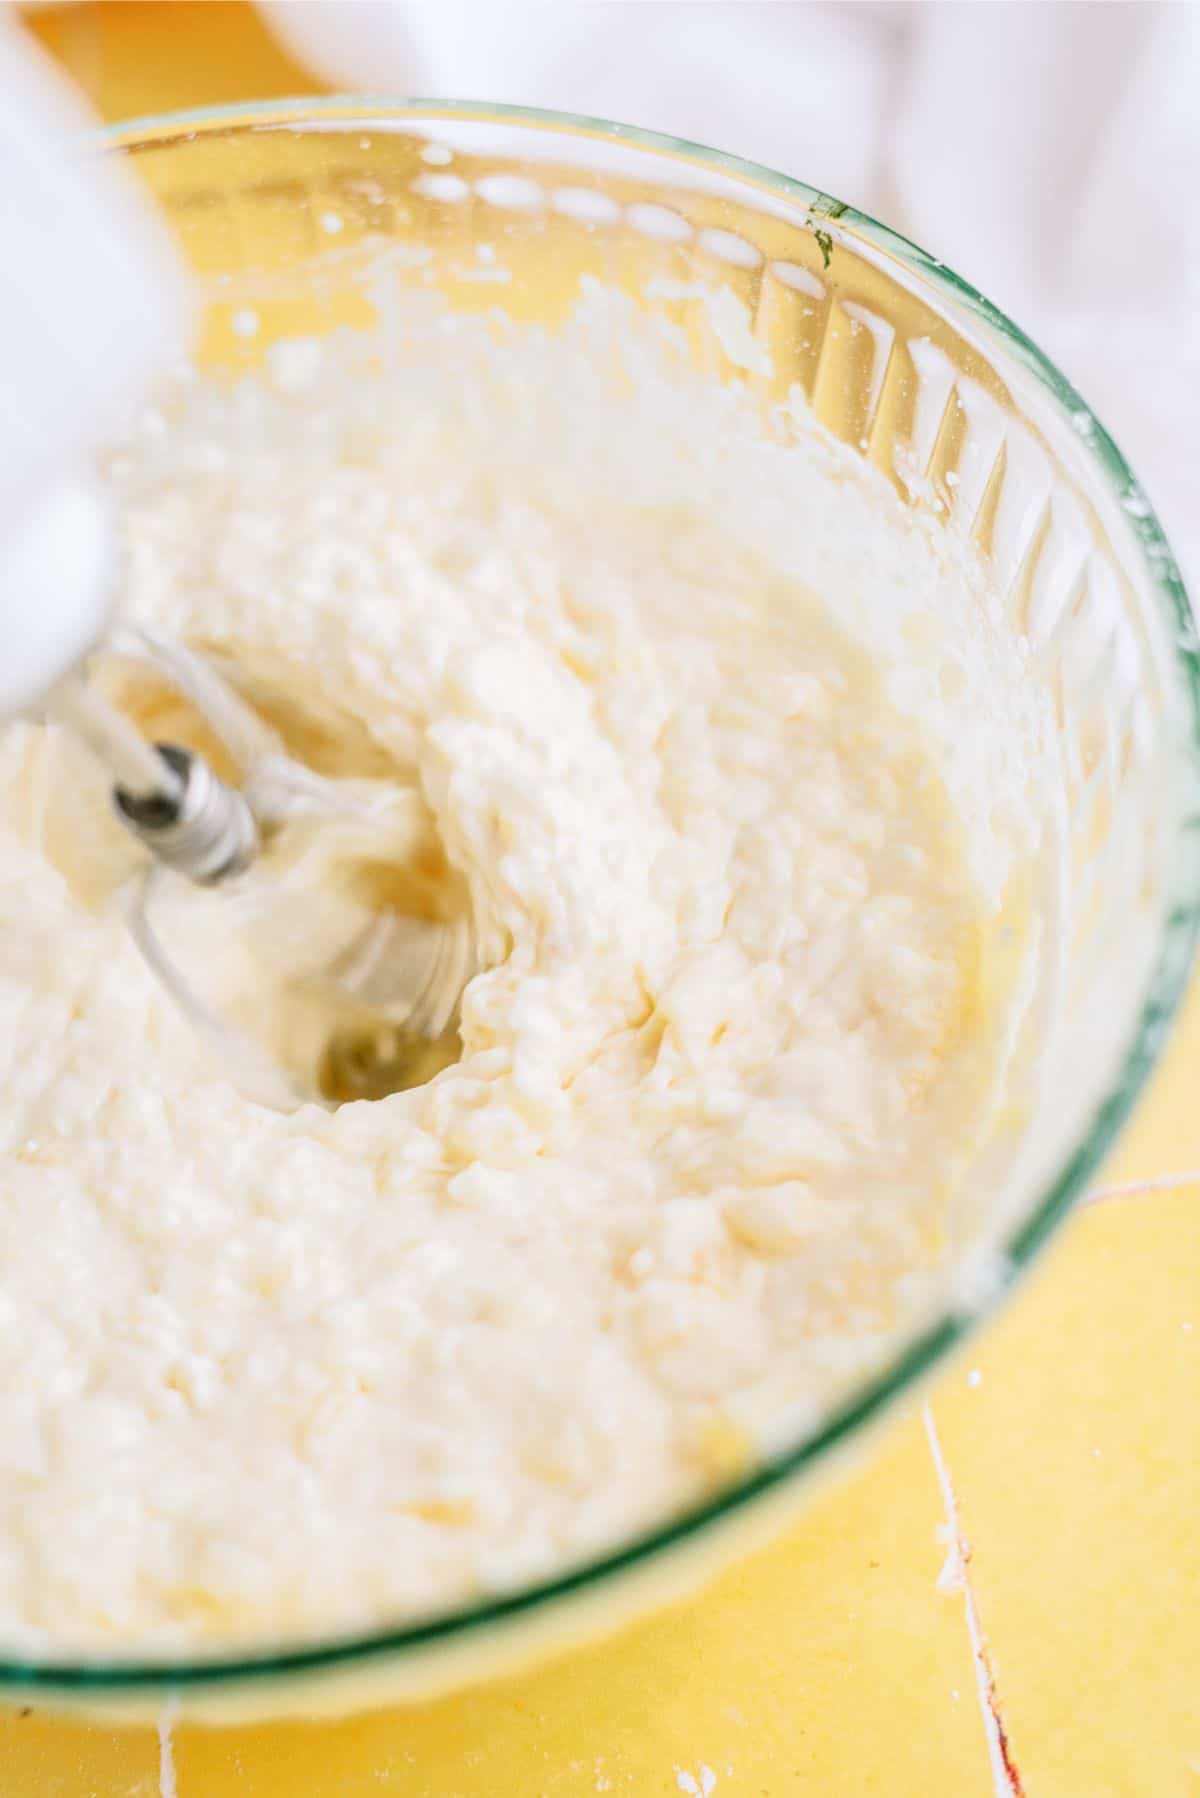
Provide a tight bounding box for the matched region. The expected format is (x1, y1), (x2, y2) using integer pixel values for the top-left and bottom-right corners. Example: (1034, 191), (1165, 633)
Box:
(0, 292), (1028, 1649)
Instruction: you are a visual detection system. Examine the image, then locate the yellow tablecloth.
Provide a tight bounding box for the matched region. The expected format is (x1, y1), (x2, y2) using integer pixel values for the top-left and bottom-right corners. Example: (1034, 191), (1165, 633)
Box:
(6, 6), (1198, 1792)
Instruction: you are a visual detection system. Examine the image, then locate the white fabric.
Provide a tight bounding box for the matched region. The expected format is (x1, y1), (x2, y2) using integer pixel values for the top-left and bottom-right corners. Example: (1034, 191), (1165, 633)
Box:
(261, 1), (1200, 577)
(0, 0), (1195, 642)
(262, 2), (1196, 325)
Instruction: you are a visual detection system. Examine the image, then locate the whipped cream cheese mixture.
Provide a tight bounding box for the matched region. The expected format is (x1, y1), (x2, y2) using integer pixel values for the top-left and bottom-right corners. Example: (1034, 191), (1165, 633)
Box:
(0, 290), (1037, 1649)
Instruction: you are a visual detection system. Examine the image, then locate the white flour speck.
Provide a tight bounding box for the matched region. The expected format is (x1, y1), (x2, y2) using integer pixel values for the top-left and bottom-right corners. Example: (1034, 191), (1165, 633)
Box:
(675, 1768), (717, 1796)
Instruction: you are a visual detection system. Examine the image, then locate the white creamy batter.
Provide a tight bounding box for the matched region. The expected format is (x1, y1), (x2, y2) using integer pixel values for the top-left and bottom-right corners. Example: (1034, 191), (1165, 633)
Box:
(0, 293), (1026, 1650)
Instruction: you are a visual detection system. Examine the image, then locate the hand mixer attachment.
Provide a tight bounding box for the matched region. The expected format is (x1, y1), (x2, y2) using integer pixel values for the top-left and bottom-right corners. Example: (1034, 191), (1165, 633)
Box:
(46, 633), (472, 1108)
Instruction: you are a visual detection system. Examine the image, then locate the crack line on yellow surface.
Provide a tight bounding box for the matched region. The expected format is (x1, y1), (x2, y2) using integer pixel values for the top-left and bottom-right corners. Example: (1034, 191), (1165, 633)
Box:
(158, 1694), (179, 1798)
(923, 1404), (1024, 1797)
(1084, 1168), (1200, 1206)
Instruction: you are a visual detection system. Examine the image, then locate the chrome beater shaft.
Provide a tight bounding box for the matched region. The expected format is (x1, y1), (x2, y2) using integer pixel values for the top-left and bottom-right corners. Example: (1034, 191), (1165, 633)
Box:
(113, 742), (257, 885)
(49, 674), (257, 886)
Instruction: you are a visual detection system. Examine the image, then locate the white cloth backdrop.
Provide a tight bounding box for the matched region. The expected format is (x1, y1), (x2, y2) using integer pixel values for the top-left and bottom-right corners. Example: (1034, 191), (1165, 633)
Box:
(260, 1), (1200, 585)
(8, 0), (1199, 584)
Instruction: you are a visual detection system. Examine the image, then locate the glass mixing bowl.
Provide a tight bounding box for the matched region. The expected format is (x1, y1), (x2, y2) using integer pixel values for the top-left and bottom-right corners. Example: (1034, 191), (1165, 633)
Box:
(12, 100), (1199, 1721)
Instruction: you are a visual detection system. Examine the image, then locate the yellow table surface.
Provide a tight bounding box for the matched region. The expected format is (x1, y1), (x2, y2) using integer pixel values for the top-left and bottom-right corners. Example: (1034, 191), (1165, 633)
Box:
(6, 6), (1199, 1792)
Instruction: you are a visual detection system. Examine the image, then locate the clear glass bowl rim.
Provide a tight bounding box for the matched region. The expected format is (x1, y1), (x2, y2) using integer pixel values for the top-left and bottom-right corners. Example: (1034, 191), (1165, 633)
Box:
(11, 95), (1199, 1694)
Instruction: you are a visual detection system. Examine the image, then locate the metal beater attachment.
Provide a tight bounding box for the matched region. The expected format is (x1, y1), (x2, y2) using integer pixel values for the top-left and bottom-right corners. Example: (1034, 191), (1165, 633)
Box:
(114, 744), (257, 885)
(46, 643), (473, 1109)
(49, 665), (258, 885)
